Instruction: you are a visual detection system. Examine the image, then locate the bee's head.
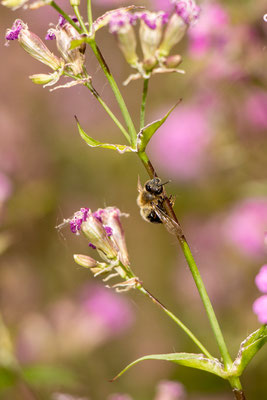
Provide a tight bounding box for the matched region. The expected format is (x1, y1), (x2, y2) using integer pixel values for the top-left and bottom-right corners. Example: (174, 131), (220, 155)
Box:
(145, 178), (163, 195)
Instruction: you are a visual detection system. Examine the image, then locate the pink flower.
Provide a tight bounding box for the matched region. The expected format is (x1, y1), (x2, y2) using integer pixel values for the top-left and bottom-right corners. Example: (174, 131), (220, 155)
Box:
(255, 265), (267, 293)
(0, 172), (12, 203)
(188, 1), (229, 57)
(149, 102), (212, 181)
(253, 295), (267, 324)
(155, 380), (186, 400)
(223, 198), (267, 258)
(81, 285), (134, 334)
(243, 90), (267, 131)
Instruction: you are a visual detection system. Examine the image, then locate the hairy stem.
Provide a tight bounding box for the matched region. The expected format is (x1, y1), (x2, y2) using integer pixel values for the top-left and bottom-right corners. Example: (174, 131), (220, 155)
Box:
(233, 389), (247, 400)
(140, 78), (149, 130)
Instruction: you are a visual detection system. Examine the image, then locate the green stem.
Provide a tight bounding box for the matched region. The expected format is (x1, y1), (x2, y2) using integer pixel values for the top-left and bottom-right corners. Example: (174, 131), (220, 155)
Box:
(50, 2), (82, 33)
(84, 82), (131, 142)
(87, 0), (93, 34)
(138, 286), (213, 359)
(88, 40), (137, 146)
(138, 151), (234, 371)
(140, 78), (149, 130)
(63, 72), (130, 142)
(72, 5), (88, 34)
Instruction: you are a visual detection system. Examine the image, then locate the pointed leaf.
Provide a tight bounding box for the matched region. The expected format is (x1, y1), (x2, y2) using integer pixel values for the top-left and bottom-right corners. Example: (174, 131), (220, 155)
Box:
(75, 117), (134, 154)
(110, 353), (226, 382)
(232, 325), (267, 376)
(137, 100), (182, 152)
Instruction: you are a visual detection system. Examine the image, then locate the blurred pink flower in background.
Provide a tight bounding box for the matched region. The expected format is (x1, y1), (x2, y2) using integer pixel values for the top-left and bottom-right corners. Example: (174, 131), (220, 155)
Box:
(154, 380), (186, 400)
(188, 1), (230, 57)
(17, 284), (134, 363)
(255, 265), (267, 293)
(0, 172), (12, 204)
(107, 394), (133, 400)
(242, 89), (267, 131)
(223, 198), (267, 258)
(253, 295), (267, 324)
(149, 100), (213, 181)
(81, 284), (134, 334)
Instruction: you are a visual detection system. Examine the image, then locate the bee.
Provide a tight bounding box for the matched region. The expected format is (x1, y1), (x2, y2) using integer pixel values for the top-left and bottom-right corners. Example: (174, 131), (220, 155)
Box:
(137, 176), (177, 227)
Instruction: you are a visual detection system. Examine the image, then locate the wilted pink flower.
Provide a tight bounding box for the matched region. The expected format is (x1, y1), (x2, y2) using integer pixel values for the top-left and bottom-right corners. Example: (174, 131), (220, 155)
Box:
(223, 198), (267, 258)
(0, 172), (12, 204)
(149, 102), (212, 180)
(154, 380), (186, 400)
(188, 1), (229, 57)
(255, 265), (267, 293)
(253, 295), (267, 324)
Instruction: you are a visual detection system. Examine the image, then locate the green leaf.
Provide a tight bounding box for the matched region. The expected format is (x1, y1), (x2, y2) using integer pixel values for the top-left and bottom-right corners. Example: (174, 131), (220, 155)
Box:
(76, 117), (134, 154)
(110, 353), (227, 382)
(137, 100), (182, 153)
(70, 37), (88, 50)
(22, 364), (78, 389)
(232, 325), (267, 376)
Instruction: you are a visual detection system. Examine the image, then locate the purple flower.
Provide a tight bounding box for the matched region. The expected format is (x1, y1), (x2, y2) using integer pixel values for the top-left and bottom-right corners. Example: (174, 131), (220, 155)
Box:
(173, 0), (200, 25)
(255, 265), (267, 293)
(69, 208), (90, 234)
(150, 101), (212, 181)
(109, 10), (137, 34)
(5, 19), (24, 41)
(139, 11), (168, 30)
(223, 198), (267, 258)
(253, 295), (267, 324)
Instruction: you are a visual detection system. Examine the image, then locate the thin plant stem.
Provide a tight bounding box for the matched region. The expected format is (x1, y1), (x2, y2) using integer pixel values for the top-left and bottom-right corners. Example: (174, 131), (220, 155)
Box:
(88, 40), (137, 146)
(87, 0), (93, 34)
(72, 5), (88, 34)
(140, 78), (149, 130)
(138, 286), (213, 359)
(85, 83), (131, 142)
(50, 2), (82, 33)
(63, 72), (130, 142)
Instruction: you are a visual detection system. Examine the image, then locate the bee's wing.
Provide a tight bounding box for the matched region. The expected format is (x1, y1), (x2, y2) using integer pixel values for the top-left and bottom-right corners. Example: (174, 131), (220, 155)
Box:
(153, 204), (182, 236)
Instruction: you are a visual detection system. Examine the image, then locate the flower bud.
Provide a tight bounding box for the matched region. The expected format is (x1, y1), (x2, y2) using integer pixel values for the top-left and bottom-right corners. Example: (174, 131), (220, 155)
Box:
(29, 73), (56, 85)
(138, 11), (168, 61)
(143, 56), (158, 72)
(73, 254), (98, 268)
(109, 11), (139, 67)
(158, 0), (200, 58)
(164, 54), (182, 68)
(5, 20), (63, 71)
(48, 20), (85, 75)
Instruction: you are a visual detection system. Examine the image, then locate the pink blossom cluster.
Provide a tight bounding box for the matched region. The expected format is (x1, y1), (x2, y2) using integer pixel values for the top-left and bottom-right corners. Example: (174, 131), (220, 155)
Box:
(253, 265), (267, 324)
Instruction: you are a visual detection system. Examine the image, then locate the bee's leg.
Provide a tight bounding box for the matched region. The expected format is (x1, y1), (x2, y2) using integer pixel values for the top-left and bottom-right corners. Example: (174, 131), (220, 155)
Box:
(168, 194), (176, 207)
